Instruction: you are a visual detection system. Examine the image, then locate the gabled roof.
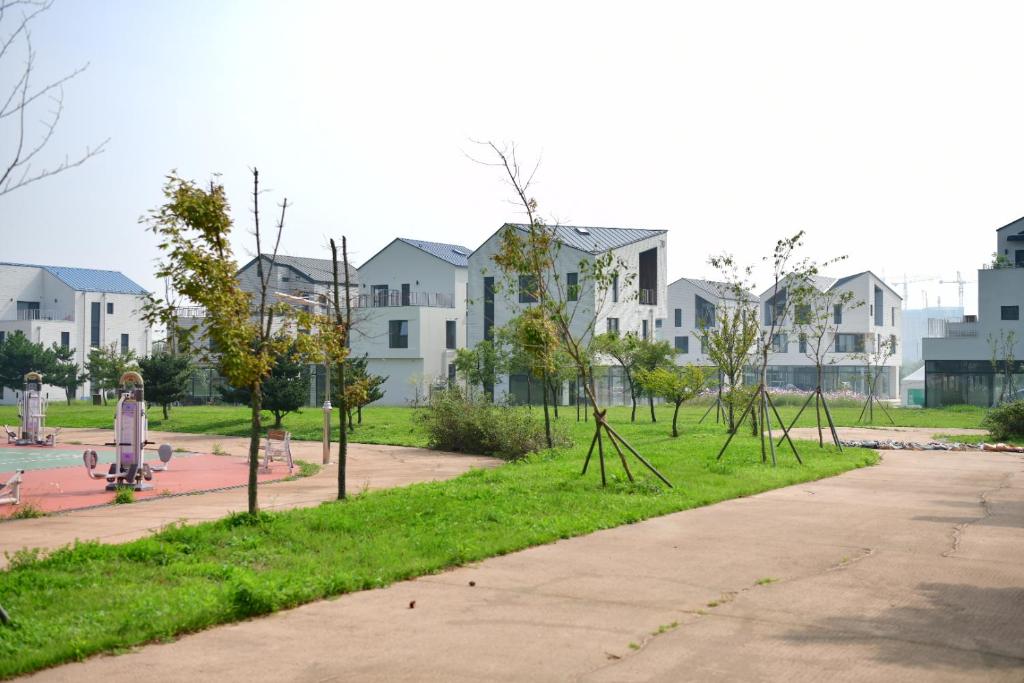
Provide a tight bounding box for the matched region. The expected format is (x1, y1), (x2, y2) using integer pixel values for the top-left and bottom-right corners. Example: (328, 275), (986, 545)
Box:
(395, 238), (472, 267)
(499, 223), (666, 255)
(996, 216), (1024, 233)
(0, 262), (148, 295)
(829, 270), (901, 298)
(669, 277), (755, 302)
(241, 254), (357, 284)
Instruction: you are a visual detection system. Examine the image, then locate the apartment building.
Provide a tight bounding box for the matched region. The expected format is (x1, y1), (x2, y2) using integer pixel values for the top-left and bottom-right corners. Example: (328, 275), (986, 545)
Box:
(0, 262), (152, 403)
(922, 218), (1024, 406)
(760, 271), (902, 398)
(467, 224), (667, 405)
(350, 238), (470, 405)
(662, 277), (755, 365)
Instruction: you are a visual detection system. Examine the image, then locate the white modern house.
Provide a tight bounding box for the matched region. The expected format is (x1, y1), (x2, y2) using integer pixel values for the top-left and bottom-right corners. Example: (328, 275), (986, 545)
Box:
(922, 218), (1024, 406)
(760, 271), (902, 398)
(350, 238), (470, 405)
(0, 262), (152, 403)
(662, 277), (754, 365)
(466, 224), (667, 405)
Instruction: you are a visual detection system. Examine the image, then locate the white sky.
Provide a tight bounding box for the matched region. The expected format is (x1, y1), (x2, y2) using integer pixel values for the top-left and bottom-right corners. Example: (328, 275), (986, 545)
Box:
(5, 0), (1024, 314)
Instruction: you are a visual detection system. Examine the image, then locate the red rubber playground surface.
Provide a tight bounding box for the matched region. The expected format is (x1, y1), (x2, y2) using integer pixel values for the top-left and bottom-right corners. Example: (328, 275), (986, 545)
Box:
(0, 446), (294, 517)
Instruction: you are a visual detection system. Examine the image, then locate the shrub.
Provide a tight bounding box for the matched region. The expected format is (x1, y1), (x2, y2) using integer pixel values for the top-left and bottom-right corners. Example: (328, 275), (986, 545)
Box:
(113, 487), (135, 505)
(982, 400), (1024, 441)
(418, 388), (568, 460)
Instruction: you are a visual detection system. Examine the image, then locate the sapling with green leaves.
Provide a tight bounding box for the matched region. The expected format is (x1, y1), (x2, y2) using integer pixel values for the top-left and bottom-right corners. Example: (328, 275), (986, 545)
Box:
(855, 334), (898, 424)
(988, 329), (1018, 405)
(592, 331), (643, 422)
(480, 141), (671, 487)
(143, 169), (294, 515)
(699, 284), (759, 433)
(636, 364), (707, 437)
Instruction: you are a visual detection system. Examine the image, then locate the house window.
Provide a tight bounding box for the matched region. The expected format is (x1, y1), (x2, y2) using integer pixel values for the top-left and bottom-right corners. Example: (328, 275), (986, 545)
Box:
(795, 303), (811, 324)
(1001, 305), (1020, 321)
(642, 319), (649, 340)
(120, 334), (129, 352)
(90, 302), (101, 347)
(606, 317), (620, 334)
(891, 307), (896, 326)
(835, 333), (865, 353)
(674, 308), (682, 328)
(401, 284), (411, 306)
(764, 290), (786, 325)
(674, 336), (689, 353)
(696, 295), (716, 328)
(447, 363), (456, 386)
(483, 277), (495, 341)
(833, 304), (843, 324)
(771, 333), (788, 353)
(371, 284), (389, 307)
(107, 302), (114, 315)
(445, 320), (456, 350)
(798, 334), (807, 354)
(389, 320), (409, 348)
(519, 274), (538, 303)
(700, 336), (709, 354)
(611, 274), (619, 303)
(0, 331), (5, 344)
(655, 318), (663, 329)
(16, 301), (40, 320)
(874, 286), (883, 326)
(61, 332), (70, 350)
(566, 272), (579, 302)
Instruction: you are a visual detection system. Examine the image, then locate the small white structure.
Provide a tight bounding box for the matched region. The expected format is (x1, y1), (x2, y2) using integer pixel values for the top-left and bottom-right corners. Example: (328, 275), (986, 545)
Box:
(0, 262), (153, 404)
(902, 366), (925, 407)
(467, 224), (667, 405)
(923, 218), (1024, 406)
(759, 271), (903, 398)
(351, 238), (470, 405)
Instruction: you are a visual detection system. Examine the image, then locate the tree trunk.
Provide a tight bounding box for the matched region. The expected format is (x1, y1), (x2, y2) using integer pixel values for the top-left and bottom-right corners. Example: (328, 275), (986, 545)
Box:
(337, 364), (347, 499)
(358, 405), (363, 424)
(672, 402), (680, 437)
(815, 365), (823, 446)
(162, 403), (169, 420)
(648, 394), (656, 422)
(273, 411), (283, 428)
(541, 373), (553, 448)
(627, 370), (637, 422)
(247, 384), (262, 515)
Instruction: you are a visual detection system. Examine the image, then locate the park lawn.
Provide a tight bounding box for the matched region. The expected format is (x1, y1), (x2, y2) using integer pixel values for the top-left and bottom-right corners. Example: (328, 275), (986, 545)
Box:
(0, 400), (989, 451)
(0, 416), (877, 678)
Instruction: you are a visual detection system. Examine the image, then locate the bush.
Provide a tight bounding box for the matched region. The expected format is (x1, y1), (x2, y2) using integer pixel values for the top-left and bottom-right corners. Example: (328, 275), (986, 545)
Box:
(982, 400), (1024, 441)
(418, 388), (569, 460)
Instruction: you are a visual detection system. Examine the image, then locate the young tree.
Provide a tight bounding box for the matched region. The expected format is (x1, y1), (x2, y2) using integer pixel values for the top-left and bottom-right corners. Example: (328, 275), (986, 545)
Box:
(592, 331), (643, 421)
(86, 343), (139, 404)
(138, 351), (192, 419)
(50, 345), (87, 405)
(340, 354), (387, 428)
(220, 341), (309, 427)
(713, 234), (821, 465)
(480, 141), (671, 487)
(856, 334), (897, 424)
(700, 285), (759, 433)
(0, 330), (58, 393)
(143, 170), (293, 515)
(0, 0), (108, 196)
(988, 329), (1018, 405)
(454, 339), (508, 399)
(636, 364), (707, 437)
(781, 277), (863, 448)
(634, 336), (675, 422)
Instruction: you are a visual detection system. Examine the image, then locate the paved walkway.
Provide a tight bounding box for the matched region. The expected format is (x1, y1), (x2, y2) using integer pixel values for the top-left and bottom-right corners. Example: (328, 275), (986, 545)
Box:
(23, 428), (1024, 681)
(1, 428), (498, 568)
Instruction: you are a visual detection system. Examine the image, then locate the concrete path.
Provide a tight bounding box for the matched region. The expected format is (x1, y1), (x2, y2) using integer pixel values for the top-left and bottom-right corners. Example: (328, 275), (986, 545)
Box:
(1, 428), (498, 568)
(24, 429), (1024, 681)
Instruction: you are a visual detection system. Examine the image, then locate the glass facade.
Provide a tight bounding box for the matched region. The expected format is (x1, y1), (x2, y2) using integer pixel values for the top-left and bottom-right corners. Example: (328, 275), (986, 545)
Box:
(925, 360), (1024, 407)
(763, 365), (895, 397)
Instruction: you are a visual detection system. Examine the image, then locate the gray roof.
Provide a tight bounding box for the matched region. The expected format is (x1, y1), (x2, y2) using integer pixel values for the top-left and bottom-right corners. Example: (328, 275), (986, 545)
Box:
(396, 238), (472, 267)
(996, 216), (1024, 233)
(504, 223), (666, 254)
(672, 277), (755, 301)
(244, 254), (357, 284)
(828, 271), (901, 299)
(0, 262), (148, 295)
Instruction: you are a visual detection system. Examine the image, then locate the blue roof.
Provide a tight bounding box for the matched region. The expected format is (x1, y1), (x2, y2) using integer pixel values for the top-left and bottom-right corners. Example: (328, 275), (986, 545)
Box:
(395, 238), (472, 267)
(0, 262), (148, 295)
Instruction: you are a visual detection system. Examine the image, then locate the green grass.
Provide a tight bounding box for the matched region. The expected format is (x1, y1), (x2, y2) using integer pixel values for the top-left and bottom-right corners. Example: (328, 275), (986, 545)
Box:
(0, 400), (988, 450)
(0, 413), (878, 678)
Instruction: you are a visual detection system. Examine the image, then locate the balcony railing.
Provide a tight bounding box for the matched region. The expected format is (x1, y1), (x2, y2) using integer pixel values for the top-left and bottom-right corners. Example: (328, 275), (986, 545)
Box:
(13, 309), (74, 322)
(639, 288), (657, 305)
(174, 306), (208, 319)
(354, 291), (454, 309)
(928, 317), (978, 338)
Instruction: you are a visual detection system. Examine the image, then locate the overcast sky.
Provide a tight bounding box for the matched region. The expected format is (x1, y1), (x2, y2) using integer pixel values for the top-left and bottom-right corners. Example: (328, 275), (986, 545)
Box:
(5, 0), (1024, 313)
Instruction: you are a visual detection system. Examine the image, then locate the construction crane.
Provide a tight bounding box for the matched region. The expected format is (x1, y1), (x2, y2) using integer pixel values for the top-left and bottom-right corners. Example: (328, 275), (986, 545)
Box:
(938, 271), (975, 309)
(890, 274), (939, 308)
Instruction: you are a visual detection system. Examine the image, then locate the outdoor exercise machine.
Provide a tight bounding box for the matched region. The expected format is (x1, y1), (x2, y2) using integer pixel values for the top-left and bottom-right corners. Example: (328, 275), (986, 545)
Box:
(83, 371), (174, 491)
(0, 470), (24, 506)
(4, 372), (58, 446)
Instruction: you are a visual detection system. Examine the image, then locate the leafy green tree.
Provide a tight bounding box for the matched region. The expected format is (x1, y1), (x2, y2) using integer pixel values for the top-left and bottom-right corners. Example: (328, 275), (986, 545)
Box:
(634, 337), (675, 422)
(50, 345), (88, 405)
(221, 341), (308, 427)
(0, 331), (59, 393)
(592, 331), (643, 422)
(86, 343), (139, 404)
(337, 354), (387, 428)
(454, 339), (509, 399)
(143, 170), (294, 515)
(138, 352), (192, 419)
(636, 364), (707, 437)
(701, 292), (758, 433)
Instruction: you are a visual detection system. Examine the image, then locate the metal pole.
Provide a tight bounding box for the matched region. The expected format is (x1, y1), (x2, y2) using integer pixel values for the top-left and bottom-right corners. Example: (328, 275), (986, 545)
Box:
(322, 359), (332, 464)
